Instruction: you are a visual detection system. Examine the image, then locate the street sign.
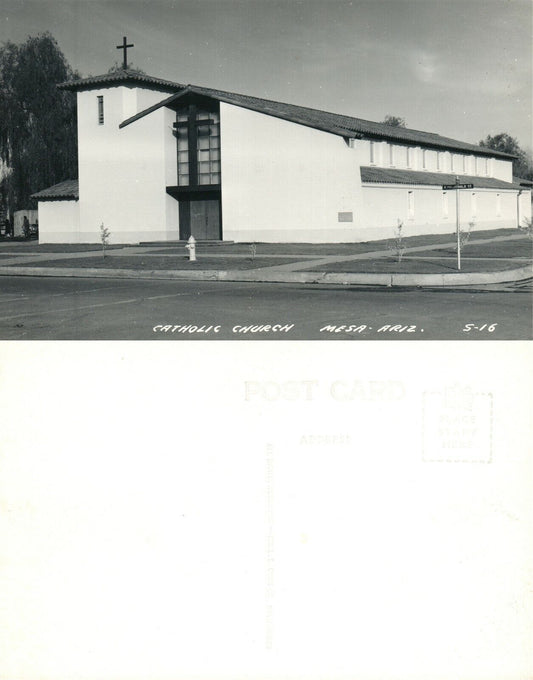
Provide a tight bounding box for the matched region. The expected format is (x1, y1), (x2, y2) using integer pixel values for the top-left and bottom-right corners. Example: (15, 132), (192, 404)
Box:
(442, 183), (474, 190)
(441, 180), (474, 271)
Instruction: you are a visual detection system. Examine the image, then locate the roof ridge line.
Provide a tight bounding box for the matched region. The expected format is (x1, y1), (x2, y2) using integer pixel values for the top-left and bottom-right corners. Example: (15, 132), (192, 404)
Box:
(186, 83), (515, 155)
(188, 83), (459, 136)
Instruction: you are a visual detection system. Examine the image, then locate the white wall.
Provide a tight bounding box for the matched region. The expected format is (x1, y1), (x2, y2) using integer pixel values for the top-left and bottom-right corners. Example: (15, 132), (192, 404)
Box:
(38, 201), (80, 243)
(492, 159), (513, 182)
(76, 85), (178, 243)
(518, 190), (532, 227)
(361, 184), (521, 240)
(220, 104), (361, 242)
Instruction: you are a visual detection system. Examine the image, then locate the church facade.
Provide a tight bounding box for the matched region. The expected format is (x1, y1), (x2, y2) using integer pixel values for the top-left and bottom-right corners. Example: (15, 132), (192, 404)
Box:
(33, 68), (532, 244)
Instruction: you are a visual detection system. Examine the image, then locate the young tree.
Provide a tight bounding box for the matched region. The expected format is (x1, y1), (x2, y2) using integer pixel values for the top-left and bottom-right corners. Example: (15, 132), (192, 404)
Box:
(0, 33), (79, 213)
(479, 133), (533, 180)
(382, 115), (406, 128)
(100, 222), (111, 258)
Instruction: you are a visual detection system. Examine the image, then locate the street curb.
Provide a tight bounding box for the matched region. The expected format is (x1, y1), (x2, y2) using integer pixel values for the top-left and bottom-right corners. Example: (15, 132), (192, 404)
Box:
(0, 262), (531, 286)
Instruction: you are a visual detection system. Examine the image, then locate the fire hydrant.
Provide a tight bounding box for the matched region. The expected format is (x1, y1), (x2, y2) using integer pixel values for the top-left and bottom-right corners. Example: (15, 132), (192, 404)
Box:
(185, 235), (196, 262)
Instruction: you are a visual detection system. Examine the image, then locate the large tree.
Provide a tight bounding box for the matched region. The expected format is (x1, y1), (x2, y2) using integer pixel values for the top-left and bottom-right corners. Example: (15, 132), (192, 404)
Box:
(479, 133), (533, 180)
(0, 33), (78, 213)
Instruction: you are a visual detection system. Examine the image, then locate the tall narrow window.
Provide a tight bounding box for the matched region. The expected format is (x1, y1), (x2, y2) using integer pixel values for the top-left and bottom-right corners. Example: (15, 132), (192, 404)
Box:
(484, 158), (489, 176)
(450, 154), (455, 172)
(442, 191), (449, 218)
(369, 141), (375, 164)
(97, 96), (104, 125)
(175, 105), (220, 187)
(462, 155), (466, 173)
(436, 152), (441, 170)
(422, 149), (427, 169)
(176, 111), (189, 185)
(406, 147), (412, 167)
(408, 191), (415, 218)
(475, 157), (480, 175)
(197, 110), (220, 185)
(389, 143), (394, 166)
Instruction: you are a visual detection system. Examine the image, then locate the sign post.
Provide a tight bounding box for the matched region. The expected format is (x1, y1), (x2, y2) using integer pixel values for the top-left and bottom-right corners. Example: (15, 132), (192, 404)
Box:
(442, 178), (474, 270)
(456, 182), (461, 270)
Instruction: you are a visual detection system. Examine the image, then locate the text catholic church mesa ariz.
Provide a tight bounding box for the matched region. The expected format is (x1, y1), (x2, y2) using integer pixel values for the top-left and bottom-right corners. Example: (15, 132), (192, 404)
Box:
(32, 38), (532, 244)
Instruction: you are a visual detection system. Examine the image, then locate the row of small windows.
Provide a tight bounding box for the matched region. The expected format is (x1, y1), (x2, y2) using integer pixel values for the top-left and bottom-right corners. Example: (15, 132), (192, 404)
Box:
(369, 141), (491, 175)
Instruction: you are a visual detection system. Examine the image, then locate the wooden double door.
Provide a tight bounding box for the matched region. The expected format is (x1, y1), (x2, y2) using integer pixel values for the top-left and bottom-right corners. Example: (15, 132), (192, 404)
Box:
(179, 197), (221, 240)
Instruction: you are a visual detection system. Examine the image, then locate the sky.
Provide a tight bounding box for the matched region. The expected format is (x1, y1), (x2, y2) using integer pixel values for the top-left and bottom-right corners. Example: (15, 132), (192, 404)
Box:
(1, 0), (531, 151)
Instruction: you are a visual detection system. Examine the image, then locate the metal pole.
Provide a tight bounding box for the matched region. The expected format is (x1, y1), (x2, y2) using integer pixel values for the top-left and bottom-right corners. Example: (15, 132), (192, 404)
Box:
(455, 180), (461, 271)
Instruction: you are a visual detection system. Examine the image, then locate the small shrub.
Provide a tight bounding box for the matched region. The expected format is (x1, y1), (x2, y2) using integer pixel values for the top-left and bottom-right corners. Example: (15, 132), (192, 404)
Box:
(100, 222), (111, 258)
(519, 217), (533, 240)
(249, 242), (257, 262)
(457, 220), (475, 250)
(388, 219), (406, 263)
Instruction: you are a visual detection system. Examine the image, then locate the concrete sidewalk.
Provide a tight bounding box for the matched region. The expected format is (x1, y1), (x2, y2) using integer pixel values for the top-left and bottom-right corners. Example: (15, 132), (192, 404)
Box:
(0, 231), (531, 287)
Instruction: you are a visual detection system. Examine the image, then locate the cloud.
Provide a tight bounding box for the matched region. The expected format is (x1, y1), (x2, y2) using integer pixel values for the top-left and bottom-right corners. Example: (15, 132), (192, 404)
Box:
(412, 50), (438, 84)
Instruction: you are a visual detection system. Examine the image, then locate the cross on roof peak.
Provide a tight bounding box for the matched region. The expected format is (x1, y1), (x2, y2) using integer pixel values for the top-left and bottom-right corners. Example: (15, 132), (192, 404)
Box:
(116, 36), (134, 70)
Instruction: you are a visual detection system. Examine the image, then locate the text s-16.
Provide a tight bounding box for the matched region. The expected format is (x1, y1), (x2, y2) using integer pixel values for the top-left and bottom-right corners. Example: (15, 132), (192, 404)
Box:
(462, 323), (498, 333)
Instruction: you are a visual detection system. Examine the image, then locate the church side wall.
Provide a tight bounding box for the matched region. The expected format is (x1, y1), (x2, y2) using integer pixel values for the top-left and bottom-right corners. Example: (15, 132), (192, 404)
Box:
(76, 86), (178, 244)
(220, 104), (362, 242)
(219, 106), (519, 243)
(38, 200), (80, 243)
(347, 139), (520, 239)
(361, 185), (520, 239)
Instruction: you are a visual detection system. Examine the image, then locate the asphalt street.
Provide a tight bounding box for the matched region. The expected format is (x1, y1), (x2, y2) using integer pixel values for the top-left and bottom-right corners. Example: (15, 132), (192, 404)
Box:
(0, 275), (531, 340)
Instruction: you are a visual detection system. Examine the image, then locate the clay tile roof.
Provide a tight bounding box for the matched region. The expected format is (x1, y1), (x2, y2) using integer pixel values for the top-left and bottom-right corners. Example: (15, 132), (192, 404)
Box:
(31, 179), (79, 200)
(58, 70), (184, 93)
(119, 81), (515, 159)
(360, 166), (522, 190)
(198, 86), (517, 158)
(59, 70), (516, 159)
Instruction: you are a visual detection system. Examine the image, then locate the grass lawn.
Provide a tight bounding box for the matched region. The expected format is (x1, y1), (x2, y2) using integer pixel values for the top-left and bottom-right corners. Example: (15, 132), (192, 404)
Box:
(143, 227), (523, 256)
(0, 243), (123, 254)
(2, 228), (529, 275)
(429, 238), (532, 259)
(0, 227), (523, 256)
(13, 255), (304, 271)
(145, 232), (467, 256)
(305, 256), (528, 274)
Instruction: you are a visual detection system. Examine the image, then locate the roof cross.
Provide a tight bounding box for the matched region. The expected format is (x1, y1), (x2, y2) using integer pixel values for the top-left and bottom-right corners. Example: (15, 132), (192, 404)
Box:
(116, 36), (134, 70)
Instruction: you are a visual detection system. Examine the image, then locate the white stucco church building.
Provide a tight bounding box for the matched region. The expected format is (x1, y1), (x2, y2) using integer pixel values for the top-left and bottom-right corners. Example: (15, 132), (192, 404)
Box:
(33, 42), (532, 244)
